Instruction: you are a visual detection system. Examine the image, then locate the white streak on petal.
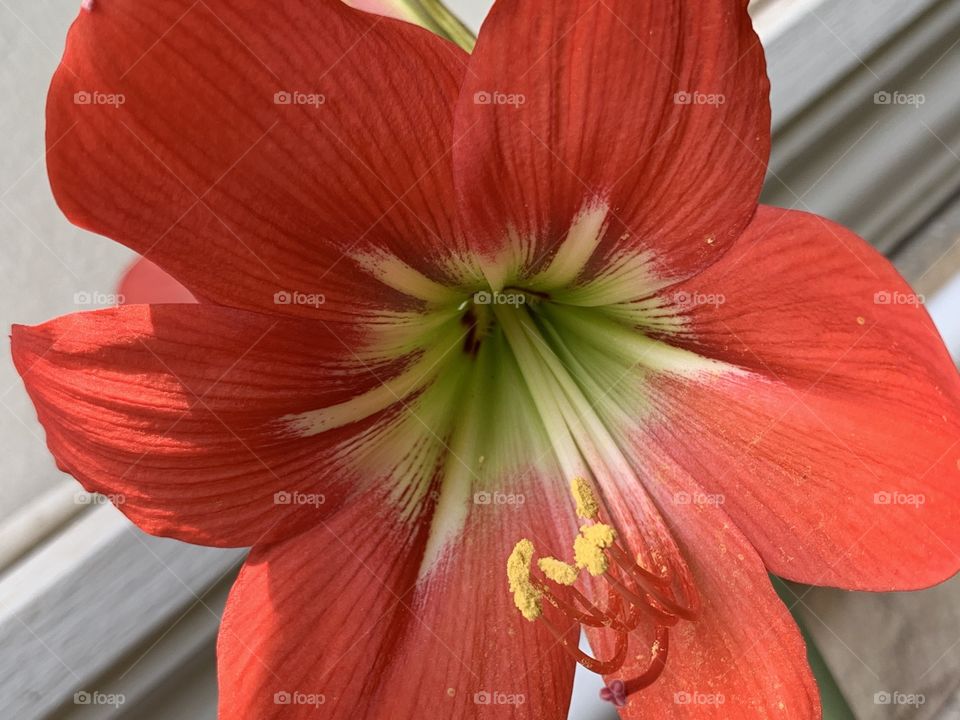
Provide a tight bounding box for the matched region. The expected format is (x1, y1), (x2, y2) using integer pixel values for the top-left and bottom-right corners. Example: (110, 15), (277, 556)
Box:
(282, 338), (458, 437)
(417, 453), (474, 577)
(544, 305), (746, 380)
(630, 336), (748, 378)
(478, 225), (529, 292)
(360, 308), (461, 359)
(531, 200), (610, 289)
(353, 249), (464, 304)
(282, 380), (410, 437)
(555, 245), (677, 306)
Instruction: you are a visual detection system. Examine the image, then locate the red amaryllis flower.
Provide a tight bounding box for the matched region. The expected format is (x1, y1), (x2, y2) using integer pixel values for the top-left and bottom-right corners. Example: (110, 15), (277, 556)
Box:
(12, 0), (960, 717)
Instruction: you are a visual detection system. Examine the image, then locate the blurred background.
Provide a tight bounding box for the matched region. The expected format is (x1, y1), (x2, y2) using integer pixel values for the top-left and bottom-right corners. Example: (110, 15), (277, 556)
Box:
(1, 0), (959, 717)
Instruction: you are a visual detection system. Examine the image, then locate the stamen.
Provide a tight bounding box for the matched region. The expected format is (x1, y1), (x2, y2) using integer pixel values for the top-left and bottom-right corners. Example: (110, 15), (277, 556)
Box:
(625, 625), (670, 692)
(609, 541), (670, 586)
(536, 581), (628, 630)
(570, 475), (599, 519)
(607, 544), (700, 620)
(605, 572), (680, 627)
(573, 523), (616, 575)
(505, 477), (698, 703)
(507, 539), (542, 621)
(537, 557), (578, 585)
(564, 585), (628, 629)
(540, 614), (628, 675)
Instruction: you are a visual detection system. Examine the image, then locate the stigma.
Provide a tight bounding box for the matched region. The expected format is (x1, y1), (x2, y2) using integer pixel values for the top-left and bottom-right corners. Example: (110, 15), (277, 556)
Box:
(505, 477), (699, 703)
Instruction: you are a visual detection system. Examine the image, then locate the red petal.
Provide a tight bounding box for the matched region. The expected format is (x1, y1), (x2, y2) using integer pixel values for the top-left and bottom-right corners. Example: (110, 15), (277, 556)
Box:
(218, 472), (577, 718)
(650, 206), (960, 590)
(11, 304), (412, 547)
(587, 474), (819, 718)
(47, 0), (469, 317)
(118, 257), (197, 304)
(453, 0), (769, 288)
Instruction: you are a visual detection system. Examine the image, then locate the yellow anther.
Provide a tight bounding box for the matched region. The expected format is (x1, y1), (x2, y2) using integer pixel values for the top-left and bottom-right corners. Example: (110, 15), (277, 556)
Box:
(507, 539), (542, 621)
(573, 523), (617, 576)
(581, 523), (616, 548)
(538, 557), (579, 586)
(570, 476), (599, 519)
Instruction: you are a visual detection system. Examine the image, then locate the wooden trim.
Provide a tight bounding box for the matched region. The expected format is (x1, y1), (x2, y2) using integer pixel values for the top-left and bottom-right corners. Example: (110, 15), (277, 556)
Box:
(0, 482), (88, 571)
(763, 0), (960, 253)
(0, 505), (243, 719)
(757, 0), (940, 129)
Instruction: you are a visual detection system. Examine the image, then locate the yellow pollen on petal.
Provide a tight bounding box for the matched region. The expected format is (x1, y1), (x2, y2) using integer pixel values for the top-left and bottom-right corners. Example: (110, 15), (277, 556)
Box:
(570, 476), (599, 519)
(538, 557), (579, 585)
(507, 539), (542, 621)
(573, 523), (617, 576)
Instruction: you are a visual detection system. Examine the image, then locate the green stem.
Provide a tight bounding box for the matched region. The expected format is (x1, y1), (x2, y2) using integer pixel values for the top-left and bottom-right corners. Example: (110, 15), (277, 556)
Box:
(408, 0), (476, 51)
